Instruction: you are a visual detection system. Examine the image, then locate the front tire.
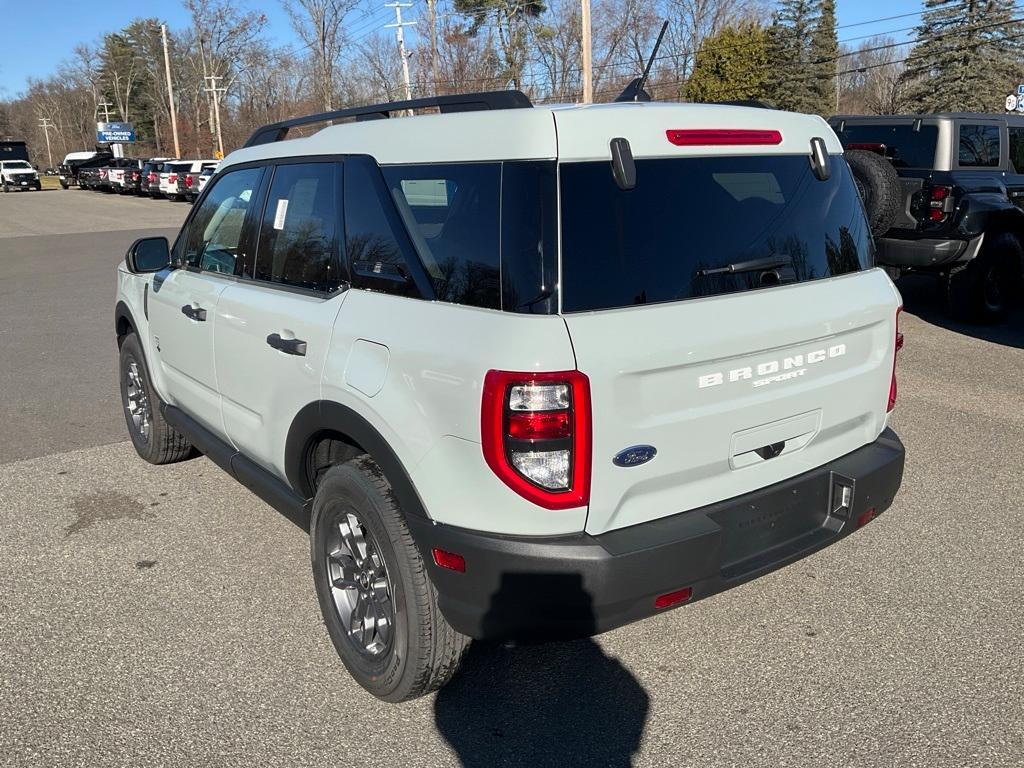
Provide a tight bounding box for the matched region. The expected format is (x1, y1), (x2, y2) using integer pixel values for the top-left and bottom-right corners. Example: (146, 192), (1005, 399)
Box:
(310, 458), (469, 702)
(119, 332), (193, 464)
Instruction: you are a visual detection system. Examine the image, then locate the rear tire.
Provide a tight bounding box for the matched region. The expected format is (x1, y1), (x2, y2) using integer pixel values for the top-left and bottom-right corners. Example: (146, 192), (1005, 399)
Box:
(948, 232), (1022, 323)
(118, 332), (193, 464)
(845, 149), (902, 238)
(310, 458), (469, 702)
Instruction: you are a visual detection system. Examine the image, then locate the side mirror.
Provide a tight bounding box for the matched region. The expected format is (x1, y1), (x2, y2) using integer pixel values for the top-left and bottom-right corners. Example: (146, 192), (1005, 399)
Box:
(125, 236), (171, 273)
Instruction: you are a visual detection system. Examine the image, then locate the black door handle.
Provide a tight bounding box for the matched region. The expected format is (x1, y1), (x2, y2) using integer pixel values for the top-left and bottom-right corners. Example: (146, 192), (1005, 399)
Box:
(266, 333), (307, 356)
(181, 304), (207, 321)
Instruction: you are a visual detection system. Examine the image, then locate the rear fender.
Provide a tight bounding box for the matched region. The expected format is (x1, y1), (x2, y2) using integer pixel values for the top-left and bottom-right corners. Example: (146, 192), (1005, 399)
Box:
(957, 193), (1024, 241)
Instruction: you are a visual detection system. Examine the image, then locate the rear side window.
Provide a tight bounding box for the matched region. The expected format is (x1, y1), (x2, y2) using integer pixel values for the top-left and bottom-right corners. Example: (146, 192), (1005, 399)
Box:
(959, 124), (1001, 167)
(179, 167), (262, 275)
(344, 157), (423, 298)
(254, 162), (342, 292)
(560, 155), (873, 313)
(1010, 127), (1024, 173)
(833, 123), (938, 168)
(383, 163), (502, 309)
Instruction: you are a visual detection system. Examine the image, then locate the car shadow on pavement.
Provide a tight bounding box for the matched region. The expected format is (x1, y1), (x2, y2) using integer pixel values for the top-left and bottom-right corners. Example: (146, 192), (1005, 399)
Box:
(897, 273), (1024, 349)
(434, 574), (650, 768)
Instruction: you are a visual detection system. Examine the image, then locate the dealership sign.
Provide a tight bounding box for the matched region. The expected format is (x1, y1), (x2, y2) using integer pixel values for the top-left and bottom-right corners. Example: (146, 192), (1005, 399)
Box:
(96, 121), (135, 143)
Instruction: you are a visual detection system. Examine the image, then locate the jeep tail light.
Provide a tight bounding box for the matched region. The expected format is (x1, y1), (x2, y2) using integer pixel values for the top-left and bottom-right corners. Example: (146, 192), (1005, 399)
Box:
(482, 370), (591, 510)
(667, 129), (782, 146)
(927, 185), (953, 223)
(887, 306), (904, 412)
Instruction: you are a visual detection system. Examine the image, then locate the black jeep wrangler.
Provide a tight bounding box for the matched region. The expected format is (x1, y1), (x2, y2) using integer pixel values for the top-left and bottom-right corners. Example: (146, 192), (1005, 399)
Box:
(831, 113), (1024, 323)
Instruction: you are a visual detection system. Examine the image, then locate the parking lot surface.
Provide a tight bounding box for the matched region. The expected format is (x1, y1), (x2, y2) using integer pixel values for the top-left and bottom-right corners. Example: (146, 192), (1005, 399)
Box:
(1, 191), (1022, 767)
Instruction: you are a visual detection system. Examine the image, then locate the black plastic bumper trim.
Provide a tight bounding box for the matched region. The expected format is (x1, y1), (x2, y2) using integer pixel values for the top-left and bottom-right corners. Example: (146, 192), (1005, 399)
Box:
(407, 428), (905, 641)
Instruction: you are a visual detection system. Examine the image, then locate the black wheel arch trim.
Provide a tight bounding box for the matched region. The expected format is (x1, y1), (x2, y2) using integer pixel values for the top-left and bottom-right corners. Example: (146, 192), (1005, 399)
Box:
(285, 400), (431, 520)
(115, 300), (137, 339)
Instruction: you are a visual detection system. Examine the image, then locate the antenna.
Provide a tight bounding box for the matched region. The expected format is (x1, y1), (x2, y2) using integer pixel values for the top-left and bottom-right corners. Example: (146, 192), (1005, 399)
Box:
(615, 21), (669, 103)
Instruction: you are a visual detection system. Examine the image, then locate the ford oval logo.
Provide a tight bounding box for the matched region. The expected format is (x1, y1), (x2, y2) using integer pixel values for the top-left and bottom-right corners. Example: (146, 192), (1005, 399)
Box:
(613, 445), (657, 467)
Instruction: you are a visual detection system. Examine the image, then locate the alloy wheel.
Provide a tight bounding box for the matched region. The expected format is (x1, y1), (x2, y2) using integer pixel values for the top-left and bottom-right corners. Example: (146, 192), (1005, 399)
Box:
(325, 509), (394, 657)
(124, 359), (151, 442)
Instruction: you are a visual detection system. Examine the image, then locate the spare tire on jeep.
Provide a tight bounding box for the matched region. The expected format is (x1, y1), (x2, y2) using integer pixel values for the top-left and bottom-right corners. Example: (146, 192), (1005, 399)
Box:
(845, 149), (901, 238)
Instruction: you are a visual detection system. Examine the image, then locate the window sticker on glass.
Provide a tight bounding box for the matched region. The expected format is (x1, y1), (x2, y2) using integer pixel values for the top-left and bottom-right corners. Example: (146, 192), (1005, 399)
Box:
(273, 199), (289, 230)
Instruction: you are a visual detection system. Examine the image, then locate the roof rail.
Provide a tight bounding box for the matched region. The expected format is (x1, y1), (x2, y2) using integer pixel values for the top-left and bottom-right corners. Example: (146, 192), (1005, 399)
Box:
(242, 90), (533, 148)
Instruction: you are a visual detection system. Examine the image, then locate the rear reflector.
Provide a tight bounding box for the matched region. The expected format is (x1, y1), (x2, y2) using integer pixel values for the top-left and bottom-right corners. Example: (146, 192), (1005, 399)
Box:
(667, 129), (783, 147)
(856, 508), (877, 527)
(432, 548), (466, 573)
(655, 587), (693, 609)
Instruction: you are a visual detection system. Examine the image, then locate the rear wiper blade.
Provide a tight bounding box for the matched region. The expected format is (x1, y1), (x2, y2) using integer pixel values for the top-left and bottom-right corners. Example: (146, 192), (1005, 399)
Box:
(695, 256), (790, 277)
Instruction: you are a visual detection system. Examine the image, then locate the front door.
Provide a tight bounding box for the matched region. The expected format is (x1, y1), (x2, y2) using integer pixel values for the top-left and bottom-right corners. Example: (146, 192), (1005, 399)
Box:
(148, 165), (266, 436)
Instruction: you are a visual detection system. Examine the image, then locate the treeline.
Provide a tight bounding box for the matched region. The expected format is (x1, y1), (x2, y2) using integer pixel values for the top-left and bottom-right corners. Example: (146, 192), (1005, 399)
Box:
(1, 0), (1022, 166)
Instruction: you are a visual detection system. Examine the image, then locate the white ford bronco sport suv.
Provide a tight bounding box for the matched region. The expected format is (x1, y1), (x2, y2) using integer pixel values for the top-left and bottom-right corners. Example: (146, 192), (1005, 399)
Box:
(114, 90), (906, 702)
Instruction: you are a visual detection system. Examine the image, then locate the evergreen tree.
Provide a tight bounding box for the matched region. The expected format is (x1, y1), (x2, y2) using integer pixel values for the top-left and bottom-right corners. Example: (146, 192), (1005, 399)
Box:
(766, 0), (837, 114)
(811, 0), (838, 113)
(688, 23), (771, 104)
(903, 0), (1024, 112)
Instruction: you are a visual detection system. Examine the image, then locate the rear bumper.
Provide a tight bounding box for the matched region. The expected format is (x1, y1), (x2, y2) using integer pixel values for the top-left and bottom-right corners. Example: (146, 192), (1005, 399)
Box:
(409, 428), (905, 641)
(877, 234), (982, 268)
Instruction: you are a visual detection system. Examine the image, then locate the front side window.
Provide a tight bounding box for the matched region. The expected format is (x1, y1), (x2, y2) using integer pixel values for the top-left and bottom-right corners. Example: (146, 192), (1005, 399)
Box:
(253, 162), (342, 292)
(560, 155), (873, 312)
(959, 124), (1001, 167)
(179, 166), (262, 275)
(383, 163), (501, 309)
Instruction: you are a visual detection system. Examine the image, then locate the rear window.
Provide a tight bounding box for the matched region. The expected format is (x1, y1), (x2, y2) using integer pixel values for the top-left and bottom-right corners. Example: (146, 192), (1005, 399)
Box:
(560, 155), (873, 313)
(833, 123), (938, 168)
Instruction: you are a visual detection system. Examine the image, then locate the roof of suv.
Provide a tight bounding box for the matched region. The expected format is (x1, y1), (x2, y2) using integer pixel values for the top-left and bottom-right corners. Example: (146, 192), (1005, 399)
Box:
(222, 101), (842, 169)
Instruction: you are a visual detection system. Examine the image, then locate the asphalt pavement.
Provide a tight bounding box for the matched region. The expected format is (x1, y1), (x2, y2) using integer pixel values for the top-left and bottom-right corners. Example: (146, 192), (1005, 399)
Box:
(1, 190), (1022, 767)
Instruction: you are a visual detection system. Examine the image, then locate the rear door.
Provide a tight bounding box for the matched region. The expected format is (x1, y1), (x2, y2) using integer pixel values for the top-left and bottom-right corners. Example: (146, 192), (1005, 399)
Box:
(1004, 123), (1024, 209)
(558, 154), (900, 535)
(215, 160), (346, 477)
(148, 165), (265, 434)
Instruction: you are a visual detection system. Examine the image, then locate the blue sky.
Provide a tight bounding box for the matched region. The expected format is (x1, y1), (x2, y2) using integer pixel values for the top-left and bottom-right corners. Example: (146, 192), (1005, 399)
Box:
(0, 0), (926, 98)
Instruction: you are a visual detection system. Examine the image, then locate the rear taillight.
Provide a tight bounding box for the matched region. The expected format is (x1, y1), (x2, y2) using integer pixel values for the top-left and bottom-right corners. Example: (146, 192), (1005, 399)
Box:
(168, 173), (177, 183)
(926, 185), (953, 223)
(481, 370), (591, 510)
(147, 173), (156, 183)
(667, 128), (782, 146)
(887, 306), (904, 412)
(131, 171), (139, 180)
(185, 174), (194, 187)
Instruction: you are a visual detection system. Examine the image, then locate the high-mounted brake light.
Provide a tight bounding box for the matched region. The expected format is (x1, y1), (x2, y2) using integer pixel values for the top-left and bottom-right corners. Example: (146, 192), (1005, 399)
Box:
(667, 129), (783, 147)
(482, 370), (591, 510)
(888, 306), (904, 412)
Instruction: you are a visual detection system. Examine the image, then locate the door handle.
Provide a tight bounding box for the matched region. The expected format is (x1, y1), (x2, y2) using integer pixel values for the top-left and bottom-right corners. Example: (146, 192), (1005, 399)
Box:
(266, 333), (307, 356)
(181, 304), (207, 321)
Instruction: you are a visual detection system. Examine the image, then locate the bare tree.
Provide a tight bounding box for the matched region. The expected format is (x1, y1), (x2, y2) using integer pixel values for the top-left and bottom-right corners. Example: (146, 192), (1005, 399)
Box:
(839, 37), (911, 115)
(282, 0), (359, 111)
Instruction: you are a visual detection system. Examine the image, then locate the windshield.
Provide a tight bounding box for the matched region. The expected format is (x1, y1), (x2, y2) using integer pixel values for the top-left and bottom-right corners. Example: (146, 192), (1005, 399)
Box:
(832, 123), (938, 168)
(4, 161), (31, 170)
(559, 155), (873, 313)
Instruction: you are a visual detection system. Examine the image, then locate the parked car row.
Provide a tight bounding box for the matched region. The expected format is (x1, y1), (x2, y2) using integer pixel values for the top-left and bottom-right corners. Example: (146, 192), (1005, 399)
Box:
(60, 152), (218, 203)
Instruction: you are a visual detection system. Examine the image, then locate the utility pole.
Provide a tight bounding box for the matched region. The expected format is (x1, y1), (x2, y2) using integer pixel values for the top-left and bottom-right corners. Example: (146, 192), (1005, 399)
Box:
(581, 0), (593, 103)
(160, 23), (181, 158)
(385, 3), (415, 104)
(204, 75), (226, 159)
(426, 0), (439, 94)
(97, 100), (113, 122)
(38, 117), (54, 168)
